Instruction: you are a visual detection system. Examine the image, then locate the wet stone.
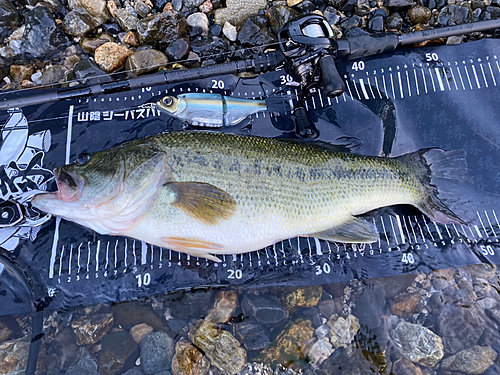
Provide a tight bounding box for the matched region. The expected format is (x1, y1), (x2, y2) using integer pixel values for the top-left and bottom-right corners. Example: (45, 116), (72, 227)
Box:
(130, 323), (154, 344)
(280, 285), (322, 312)
(206, 290), (238, 324)
(122, 30), (140, 46)
(241, 293), (289, 325)
(323, 7), (341, 26)
(408, 5), (431, 24)
(385, 11), (403, 29)
(0, 320), (12, 344)
(237, 15), (277, 51)
(134, 0), (152, 17)
(235, 322), (270, 351)
(0, 0), (19, 28)
(223, 21), (237, 41)
(114, 8), (139, 31)
(328, 314), (360, 348)
(98, 330), (139, 375)
(45, 327), (80, 372)
(168, 289), (213, 320)
(66, 347), (100, 375)
(187, 12), (209, 36)
(95, 41), (132, 72)
(41, 65), (66, 85)
(188, 320), (246, 375)
(140, 331), (175, 374)
(137, 10), (187, 50)
(320, 347), (378, 374)
(308, 338), (334, 366)
(64, 0), (111, 36)
(392, 357), (424, 375)
(80, 32), (114, 53)
(171, 338), (210, 375)
(214, 0), (268, 26)
(71, 312), (114, 346)
(163, 38), (189, 61)
(390, 293), (422, 319)
(352, 285), (386, 329)
(340, 14), (362, 28)
(368, 15), (384, 32)
(0, 337), (31, 375)
(183, 0), (206, 10)
(355, 0), (371, 15)
(287, 0), (302, 6)
(372, 7), (388, 17)
(390, 321), (444, 367)
(190, 36), (229, 63)
(125, 48), (169, 76)
(438, 4), (471, 25)
(265, 5), (299, 35)
(70, 58), (113, 84)
(385, 0), (413, 11)
(10, 64), (34, 83)
(210, 24), (222, 36)
(441, 345), (497, 374)
(239, 363), (273, 375)
(20, 6), (70, 58)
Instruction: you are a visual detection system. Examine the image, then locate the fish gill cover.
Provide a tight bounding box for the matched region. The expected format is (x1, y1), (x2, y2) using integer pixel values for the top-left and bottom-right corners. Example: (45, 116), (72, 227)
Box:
(1, 39), (500, 315)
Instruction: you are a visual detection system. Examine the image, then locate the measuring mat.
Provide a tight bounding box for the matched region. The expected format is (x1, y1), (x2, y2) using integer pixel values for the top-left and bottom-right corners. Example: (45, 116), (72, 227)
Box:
(1, 39), (500, 315)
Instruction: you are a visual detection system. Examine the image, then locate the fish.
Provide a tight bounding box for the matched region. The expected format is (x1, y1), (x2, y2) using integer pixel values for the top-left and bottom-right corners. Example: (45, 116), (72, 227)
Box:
(156, 93), (292, 128)
(31, 131), (466, 262)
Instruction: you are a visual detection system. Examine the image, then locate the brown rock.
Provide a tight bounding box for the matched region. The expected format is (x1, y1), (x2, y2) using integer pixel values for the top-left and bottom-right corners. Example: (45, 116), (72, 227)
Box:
(280, 285), (322, 312)
(125, 49), (169, 76)
(80, 32), (114, 54)
(71, 312), (114, 345)
(107, 0), (118, 17)
(0, 338), (31, 374)
(390, 293), (422, 318)
(206, 290), (238, 323)
(10, 64), (34, 83)
(130, 323), (153, 344)
(171, 338), (210, 375)
(94, 42), (132, 73)
(199, 0), (213, 13)
(123, 31), (140, 46)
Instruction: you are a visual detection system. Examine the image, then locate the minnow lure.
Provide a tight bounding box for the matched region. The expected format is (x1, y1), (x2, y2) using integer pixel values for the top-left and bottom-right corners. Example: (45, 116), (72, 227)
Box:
(156, 93), (292, 128)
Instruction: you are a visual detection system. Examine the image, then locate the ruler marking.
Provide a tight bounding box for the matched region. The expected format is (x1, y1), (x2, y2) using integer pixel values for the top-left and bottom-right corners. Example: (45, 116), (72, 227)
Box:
(434, 68), (445, 91)
(359, 79), (369, 99)
(380, 217), (390, 245)
(114, 240), (118, 269)
(353, 81), (362, 100)
(456, 66), (466, 90)
(311, 96), (317, 110)
(124, 239), (128, 267)
(488, 62), (497, 86)
(304, 99), (309, 111)
(485, 210), (497, 238)
(464, 66), (473, 89)
(58, 246), (64, 277)
(328, 95), (332, 105)
(314, 237), (323, 255)
(406, 70), (411, 97)
(367, 77), (376, 99)
(396, 215), (406, 244)
(105, 242), (109, 270)
(307, 237), (313, 258)
(86, 242), (91, 273)
(423, 216), (435, 242)
(421, 70), (428, 94)
(389, 216), (399, 244)
(452, 223), (461, 237)
(374, 218), (381, 247)
(449, 67), (458, 90)
(406, 216), (418, 243)
(397, 72), (404, 98)
(48, 218), (61, 279)
(374, 76), (383, 98)
(318, 90), (324, 107)
(474, 225), (482, 238)
(477, 211), (488, 237)
(382, 75), (389, 99)
(444, 224), (452, 239)
(95, 240), (100, 272)
(68, 245), (73, 275)
(414, 69), (420, 95)
(140, 242), (147, 265)
(442, 67), (451, 91)
(471, 65), (481, 89)
(342, 92), (346, 102)
(390, 73), (396, 99)
(77, 243), (82, 274)
(346, 80), (354, 100)
(428, 68), (436, 92)
(480, 64), (488, 88)
(133, 240), (137, 266)
(433, 222), (443, 240)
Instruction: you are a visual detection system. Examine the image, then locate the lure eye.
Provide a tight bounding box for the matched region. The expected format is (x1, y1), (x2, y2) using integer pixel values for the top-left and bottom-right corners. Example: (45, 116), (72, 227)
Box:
(162, 97), (173, 106)
(75, 153), (91, 165)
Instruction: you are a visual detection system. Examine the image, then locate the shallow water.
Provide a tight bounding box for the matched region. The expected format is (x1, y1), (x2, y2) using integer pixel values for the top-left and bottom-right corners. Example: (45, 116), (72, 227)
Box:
(0, 263), (499, 375)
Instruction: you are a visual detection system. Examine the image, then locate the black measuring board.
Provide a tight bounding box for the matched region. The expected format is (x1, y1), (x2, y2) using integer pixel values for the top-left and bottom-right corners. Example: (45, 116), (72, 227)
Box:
(1, 38), (500, 315)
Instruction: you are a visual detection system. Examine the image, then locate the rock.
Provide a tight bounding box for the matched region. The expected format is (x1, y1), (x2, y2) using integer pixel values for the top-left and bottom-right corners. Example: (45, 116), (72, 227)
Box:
(390, 321), (444, 367)
(140, 331), (175, 374)
(64, 0), (111, 36)
(41, 65), (66, 85)
(315, 324), (330, 339)
(98, 331), (139, 375)
(123, 368), (146, 375)
(20, 7), (70, 58)
(134, 0), (152, 17)
(107, 0), (118, 16)
(438, 4), (471, 26)
(183, 0), (206, 10)
(323, 7), (341, 26)
(137, 10), (187, 49)
(64, 54), (81, 70)
(66, 347), (100, 375)
(165, 36), (190, 59)
(0, 320), (12, 344)
(287, 0), (302, 6)
(340, 14), (362, 29)
(223, 21), (237, 41)
(0, 0), (19, 28)
(239, 363), (273, 375)
(125, 48), (169, 76)
(390, 293), (422, 318)
(171, 338), (210, 375)
(352, 285), (386, 329)
(280, 285), (322, 312)
(214, 0), (268, 26)
(385, 12), (403, 30)
(408, 5), (432, 24)
(130, 323), (154, 344)
(189, 320), (246, 375)
(385, 0), (413, 11)
(265, 5), (299, 36)
(318, 300), (337, 319)
(368, 15), (384, 32)
(63, 11), (94, 37)
(308, 338), (334, 366)
(186, 12), (209, 36)
(114, 8), (139, 31)
(441, 346), (497, 374)
(437, 306), (485, 354)
(122, 30), (140, 46)
(355, 0), (371, 15)
(392, 357), (424, 375)
(71, 312), (114, 345)
(320, 347), (378, 374)
(241, 293), (289, 325)
(328, 314), (360, 348)
(45, 327), (80, 372)
(80, 32), (114, 53)
(235, 322), (270, 351)
(206, 290), (238, 324)
(70, 58), (113, 84)
(236, 15), (277, 54)
(190, 36), (229, 63)
(168, 289), (214, 320)
(0, 337), (31, 375)
(260, 319), (314, 364)
(94, 42), (132, 73)
(10, 64), (34, 83)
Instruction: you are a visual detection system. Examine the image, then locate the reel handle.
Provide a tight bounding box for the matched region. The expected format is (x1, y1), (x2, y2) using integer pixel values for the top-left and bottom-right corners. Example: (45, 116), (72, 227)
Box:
(319, 54), (345, 97)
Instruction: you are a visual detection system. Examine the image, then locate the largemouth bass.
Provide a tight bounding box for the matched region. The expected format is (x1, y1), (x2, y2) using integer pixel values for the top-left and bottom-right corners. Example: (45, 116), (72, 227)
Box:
(156, 93), (292, 127)
(32, 132), (466, 262)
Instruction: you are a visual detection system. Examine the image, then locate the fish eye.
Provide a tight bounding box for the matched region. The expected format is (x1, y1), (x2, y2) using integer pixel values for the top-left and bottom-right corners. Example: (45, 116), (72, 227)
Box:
(162, 97), (173, 106)
(75, 153), (91, 165)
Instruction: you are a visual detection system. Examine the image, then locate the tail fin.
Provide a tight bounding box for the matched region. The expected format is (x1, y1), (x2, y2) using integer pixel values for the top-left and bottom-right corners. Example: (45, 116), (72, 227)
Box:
(397, 148), (467, 225)
(265, 95), (293, 114)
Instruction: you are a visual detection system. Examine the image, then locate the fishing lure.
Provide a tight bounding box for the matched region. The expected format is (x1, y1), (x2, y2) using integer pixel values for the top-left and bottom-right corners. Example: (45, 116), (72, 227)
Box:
(156, 93), (292, 128)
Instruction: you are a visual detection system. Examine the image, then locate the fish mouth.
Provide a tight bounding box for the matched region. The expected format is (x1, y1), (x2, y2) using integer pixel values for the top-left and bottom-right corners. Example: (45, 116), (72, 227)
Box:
(55, 167), (84, 202)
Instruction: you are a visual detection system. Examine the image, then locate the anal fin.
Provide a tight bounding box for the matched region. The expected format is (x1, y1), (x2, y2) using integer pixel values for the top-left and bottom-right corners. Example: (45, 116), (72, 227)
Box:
(311, 217), (379, 243)
(162, 236), (223, 262)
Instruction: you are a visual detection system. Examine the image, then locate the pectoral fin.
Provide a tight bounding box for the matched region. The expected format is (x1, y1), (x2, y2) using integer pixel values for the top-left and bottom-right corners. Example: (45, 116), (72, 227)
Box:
(162, 236), (223, 262)
(311, 217), (379, 243)
(165, 182), (236, 225)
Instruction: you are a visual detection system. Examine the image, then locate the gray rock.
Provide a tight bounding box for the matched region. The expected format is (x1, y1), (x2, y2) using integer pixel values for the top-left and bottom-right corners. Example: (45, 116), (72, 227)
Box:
(172, 0), (182, 11)
(206, 290), (238, 324)
(408, 5), (431, 24)
(308, 338), (334, 366)
(186, 12), (209, 36)
(71, 312), (114, 346)
(0, 337), (31, 375)
(140, 331), (175, 374)
(355, 0), (371, 15)
(63, 11), (94, 37)
(137, 10), (187, 50)
(214, 0), (268, 26)
(239, 363), (273, 375)
(385, 12), (403, 30)
(320, 348), (378, 374)
(438, 4), (471, 26)
(323, 7), (341, 26)
(241, 293), (288, 325)
(98, 331), (139, 375)
(190, 36), (229, 63)
(125, 48), (169, 76)
(390, 321), (444, 367)
(66, 347), (100, 375)
(441, 346), (497, 374)
(0, 0), (19, 27)
(352, 285), (386, 328)
(123, 368), (145, 375)
(340, 14), (362, 29)
(328, 314), (360, 348)
(134, 0), (152, 18)
(368, 15), (384, 32)
(236, 15), (277, 52)
(41, 65), (66, 85)
(223, 21), (237, 41)
(114, 8), (139, 31)
(385, 0), (413, 11)
(183, 0), (205, 11)
(235, 322), (270, 351)
(69, 58), (113, 84)
(0, 320), (12, 344)
(265, 5), (299, 35)
(64, 0), (111, 36)
(20, 7), (70, 58)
